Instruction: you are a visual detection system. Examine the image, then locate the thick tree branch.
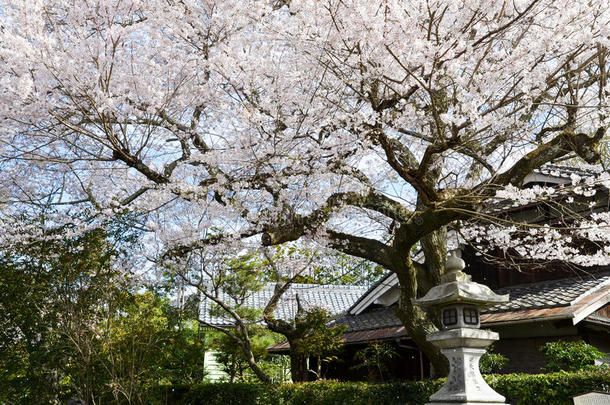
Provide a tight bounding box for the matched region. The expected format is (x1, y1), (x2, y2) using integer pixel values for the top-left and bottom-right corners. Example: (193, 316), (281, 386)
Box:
(261, 190), (414, 246)
(162, 229), (259, 259)
(325, 230), (394, 270)
(491, 128), (605, 187)
(111, 147), (169, 184)
(261, 249), (311, 335)
(375, 131), (439, 203)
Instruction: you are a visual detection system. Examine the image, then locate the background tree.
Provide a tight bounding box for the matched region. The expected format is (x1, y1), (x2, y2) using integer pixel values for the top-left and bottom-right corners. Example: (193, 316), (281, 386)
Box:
(2, 0), (610, 376)
(0, 217), (137, 403)
(176, 244), (352, 383)
(171, 248), (278, 383)
(289, 307), (347, 381)
(351, 343), (398, 382)
(261, 249), (348, 382)
(98, 292), (206, 403)
(0, 217), (206, 404)
(207, 327), (288, 383)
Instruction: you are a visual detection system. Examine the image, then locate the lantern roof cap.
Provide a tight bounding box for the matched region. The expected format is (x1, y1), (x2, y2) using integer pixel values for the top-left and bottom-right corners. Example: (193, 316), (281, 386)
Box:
(413, 252), (509, 309)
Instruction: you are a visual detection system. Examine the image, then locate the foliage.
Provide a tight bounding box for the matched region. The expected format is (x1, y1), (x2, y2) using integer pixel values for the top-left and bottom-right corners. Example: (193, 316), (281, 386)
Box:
(148, 368), (610, 405)
(291, 308), (347, 358)
(287, 307), (348, 381)
(150, 383), (274, 405)
(541, 340), (607, 372)
(479, 346), (509, 374)
(159, 296), (208, 384)
(479, 353), (509, 375)
(271, 380), (439, 405)
(258, 354), (293, 385)
(220, 253), (268, 300)
(0, 220), (206, 404)
(0, 218), (135, 403)
(99, 292), (207, 403)
(149, 380), (439, 405)
(287, 249), (384, 286)
(207, 327), (288, 383)
(487, 369), (610, 405)
(351, 343), (398, 382)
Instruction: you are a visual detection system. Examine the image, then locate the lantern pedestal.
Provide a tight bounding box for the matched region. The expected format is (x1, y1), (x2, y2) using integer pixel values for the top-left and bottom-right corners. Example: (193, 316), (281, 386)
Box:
(426, 329), (506, 405)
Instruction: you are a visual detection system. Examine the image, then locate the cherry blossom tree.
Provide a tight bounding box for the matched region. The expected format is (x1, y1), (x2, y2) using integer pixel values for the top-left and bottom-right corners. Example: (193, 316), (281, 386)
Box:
(2, 0), (610, 375)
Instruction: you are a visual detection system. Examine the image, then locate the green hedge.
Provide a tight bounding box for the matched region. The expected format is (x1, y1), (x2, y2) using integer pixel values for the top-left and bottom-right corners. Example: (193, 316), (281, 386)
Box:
(150, 368), (609, 405)
(487, 369), (610, 404)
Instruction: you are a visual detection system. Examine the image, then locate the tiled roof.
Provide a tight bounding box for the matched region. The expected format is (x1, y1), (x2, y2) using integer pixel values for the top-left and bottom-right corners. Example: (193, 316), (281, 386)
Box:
(199, 283), (368, 327)
(485, 163), (608, 214)
(334, 307), (403, 332)
(533, 164), (602, 180)
(486, 273), (610, 313)
(334, 272), (610, 333)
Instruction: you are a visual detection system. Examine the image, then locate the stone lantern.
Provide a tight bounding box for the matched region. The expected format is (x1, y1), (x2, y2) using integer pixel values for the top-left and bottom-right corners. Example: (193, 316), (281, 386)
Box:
(413, 252), (509, 405)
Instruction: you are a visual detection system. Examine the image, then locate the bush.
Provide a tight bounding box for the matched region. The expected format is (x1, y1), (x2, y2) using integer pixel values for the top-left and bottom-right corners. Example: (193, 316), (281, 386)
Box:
(480, 346), (509, 374)
(488, 368), (610, 405)
(541, 340), (607, 372)
(272, 380), (442, 405)
(480, 352), (509, 374)
(149, 381), (442, 405)
(149, 368), (610, 405)
(351, 343), (399, 381)
(148, 383), (273, 405)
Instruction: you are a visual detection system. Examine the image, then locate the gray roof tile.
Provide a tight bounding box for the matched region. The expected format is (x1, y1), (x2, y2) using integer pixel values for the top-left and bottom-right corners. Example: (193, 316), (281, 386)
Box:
(533, 164), (602, 180)
(486, 273), (610, 313)
(199, 283), (368, 327)
(334, 307), (402, 332)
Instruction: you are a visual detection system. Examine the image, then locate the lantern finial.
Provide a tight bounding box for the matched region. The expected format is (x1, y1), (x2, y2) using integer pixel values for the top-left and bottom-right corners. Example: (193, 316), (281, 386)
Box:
(441, 250), (469, 283)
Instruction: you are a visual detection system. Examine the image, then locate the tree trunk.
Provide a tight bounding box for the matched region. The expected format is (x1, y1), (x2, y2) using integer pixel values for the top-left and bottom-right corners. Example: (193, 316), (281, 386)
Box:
(420, 228), (447, 288)
(245, 352), (272, 383)
(288, 342), (309, 382)
(235, 324), (272, 383)
(265, 320), (308, 382)
(394, 258), (450, 377)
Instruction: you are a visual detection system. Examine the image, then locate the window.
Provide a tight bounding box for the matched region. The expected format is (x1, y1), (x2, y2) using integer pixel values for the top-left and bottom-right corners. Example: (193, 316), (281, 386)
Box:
(443, 308), (457, 326)
(463, 307), (479, 325)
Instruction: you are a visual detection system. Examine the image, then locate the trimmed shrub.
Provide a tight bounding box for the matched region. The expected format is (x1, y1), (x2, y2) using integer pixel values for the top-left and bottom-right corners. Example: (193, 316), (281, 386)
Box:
(149, 368), (610, 405)
(272, 380), (442, 405)
(148, 383), (272, 405)
(489, 368), (610, 404)
(148, 381), (440, 405)
(540, 340), (607, 372)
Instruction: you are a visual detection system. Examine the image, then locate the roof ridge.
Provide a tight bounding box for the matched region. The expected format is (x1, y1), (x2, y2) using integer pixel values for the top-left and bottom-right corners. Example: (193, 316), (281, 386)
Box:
(536, 163), (603, 174)
(346, 271), (394, 312)
(495, 271), (610, 293)
(571, 273), (610, 304)
(290, 283), (369, 289)
(261, 282), (369, 290)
